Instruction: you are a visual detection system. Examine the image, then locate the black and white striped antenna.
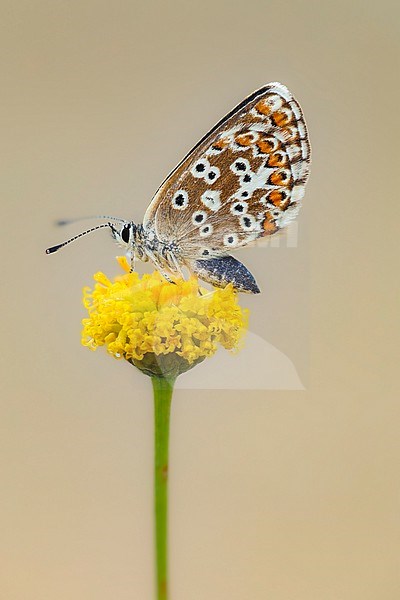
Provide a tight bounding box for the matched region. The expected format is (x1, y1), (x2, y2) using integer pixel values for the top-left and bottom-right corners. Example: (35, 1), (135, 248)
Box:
(46, 222), (116, 254)
(55, 215), (126, 227)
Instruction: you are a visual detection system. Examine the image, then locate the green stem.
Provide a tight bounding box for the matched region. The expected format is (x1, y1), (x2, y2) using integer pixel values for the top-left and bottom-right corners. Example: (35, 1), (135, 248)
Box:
(152, 376), (175, 600)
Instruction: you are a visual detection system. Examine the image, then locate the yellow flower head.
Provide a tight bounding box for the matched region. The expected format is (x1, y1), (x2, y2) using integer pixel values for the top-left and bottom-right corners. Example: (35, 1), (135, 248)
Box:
(82, 257), (249, 378)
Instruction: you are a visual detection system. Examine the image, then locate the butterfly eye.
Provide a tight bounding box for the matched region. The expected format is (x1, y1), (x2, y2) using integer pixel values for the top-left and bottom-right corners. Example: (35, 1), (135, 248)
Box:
(172, 190), (189, 210)
(121, 224), (131, 243)
(192, 211), (207, 226)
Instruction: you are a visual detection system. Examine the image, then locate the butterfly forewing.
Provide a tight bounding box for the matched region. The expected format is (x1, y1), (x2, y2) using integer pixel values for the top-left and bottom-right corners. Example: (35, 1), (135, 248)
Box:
(143, 82), (310, 260)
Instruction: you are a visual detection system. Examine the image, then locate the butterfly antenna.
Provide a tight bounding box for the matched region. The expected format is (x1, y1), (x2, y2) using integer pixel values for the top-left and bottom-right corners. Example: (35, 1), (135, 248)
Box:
(46, 223), (115, 254)
(56, 215), (126, 226)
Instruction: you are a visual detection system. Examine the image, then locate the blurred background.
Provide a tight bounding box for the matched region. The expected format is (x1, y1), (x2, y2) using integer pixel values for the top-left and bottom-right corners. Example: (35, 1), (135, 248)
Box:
(1, 1), (399, 598)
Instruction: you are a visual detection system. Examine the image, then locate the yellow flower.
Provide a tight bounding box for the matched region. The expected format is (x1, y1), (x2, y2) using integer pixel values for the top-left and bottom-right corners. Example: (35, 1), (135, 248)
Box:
(82, 257), (248, 378)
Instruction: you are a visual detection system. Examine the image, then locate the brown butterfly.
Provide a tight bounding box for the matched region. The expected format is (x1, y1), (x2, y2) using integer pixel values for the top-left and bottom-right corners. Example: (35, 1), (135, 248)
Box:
(47, 82), (311, 293)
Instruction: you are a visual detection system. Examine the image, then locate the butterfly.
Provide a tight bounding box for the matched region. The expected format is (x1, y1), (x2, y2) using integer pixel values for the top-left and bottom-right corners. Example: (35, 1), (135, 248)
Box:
(46, 82), (311, 293)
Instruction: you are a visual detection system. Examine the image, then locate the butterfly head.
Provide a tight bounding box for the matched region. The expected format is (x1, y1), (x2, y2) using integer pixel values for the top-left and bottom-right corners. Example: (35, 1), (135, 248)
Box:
(45, 216), (139, 256)
(111, 220), (137, 251)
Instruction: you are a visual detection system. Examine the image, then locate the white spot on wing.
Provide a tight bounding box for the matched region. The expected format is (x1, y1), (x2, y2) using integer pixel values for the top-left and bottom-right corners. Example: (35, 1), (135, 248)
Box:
(206, 166), (220, 183)
(249, 122), (270, 133)
(301, 139), (310, 159)
(191, 158), (210, 179)
(287, 144), (301, 161)
(230, 158), (251, 174)
(199, 223), (213, 238)
(230, 201), (248, 215)
(222, 125), (241, 138)
(223, 233), (239, 247)
(192, 210), (207, 226)
(201, 190), (221, 212)
(171, 190), (189, 210)
(289, 100), (301, 120)
(268, 82), (292, 103)
(239, 214), (259, 231)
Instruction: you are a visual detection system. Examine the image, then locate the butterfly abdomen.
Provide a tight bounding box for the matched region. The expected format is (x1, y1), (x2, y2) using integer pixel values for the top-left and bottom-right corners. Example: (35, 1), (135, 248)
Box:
(191, 255), (260, 294)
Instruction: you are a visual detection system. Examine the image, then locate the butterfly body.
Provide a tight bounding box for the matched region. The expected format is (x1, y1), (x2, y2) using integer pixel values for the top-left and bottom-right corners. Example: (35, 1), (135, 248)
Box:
(112, 221), (183, 277)
(112, 220), (261, 292)
(47, 82), (310, 293)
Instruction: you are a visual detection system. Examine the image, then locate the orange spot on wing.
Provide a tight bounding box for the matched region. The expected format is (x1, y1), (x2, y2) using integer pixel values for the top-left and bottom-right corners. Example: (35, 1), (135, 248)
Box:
(262, 214), (278, 235)
(269, 170), (290, 186)
(235, 132), (257, 147)
(268, 190), (290, 210)
(256, 138), (276, 154)
(272, 111), (291, 127)
(269, 190), (283, 205)
(255, 99), (271, 115)
(267, 152), (287, 168)
(212, 138), (229, 150)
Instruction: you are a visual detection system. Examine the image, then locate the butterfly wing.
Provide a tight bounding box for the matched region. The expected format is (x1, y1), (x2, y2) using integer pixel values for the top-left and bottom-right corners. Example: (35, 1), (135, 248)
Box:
(143, 82), (310, 262)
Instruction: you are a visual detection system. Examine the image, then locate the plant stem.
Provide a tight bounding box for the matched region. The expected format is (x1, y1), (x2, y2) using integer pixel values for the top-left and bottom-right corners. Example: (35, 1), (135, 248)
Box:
(152, 376), (175, 600)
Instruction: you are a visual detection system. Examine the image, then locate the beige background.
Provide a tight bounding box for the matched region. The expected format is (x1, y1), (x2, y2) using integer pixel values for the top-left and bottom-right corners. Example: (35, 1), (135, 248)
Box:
(1, 1), (399, 598)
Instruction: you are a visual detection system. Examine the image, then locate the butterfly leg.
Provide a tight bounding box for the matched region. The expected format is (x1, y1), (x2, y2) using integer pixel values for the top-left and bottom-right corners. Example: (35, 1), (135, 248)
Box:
(144, 247), (177, 284)
(160, 271), (175, 284)
(129, 252), (136, 273)
(166, 250), (186, 280)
